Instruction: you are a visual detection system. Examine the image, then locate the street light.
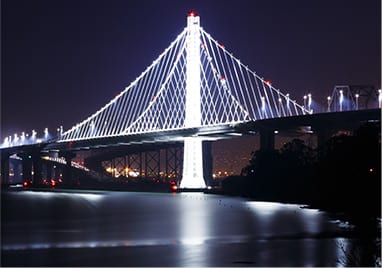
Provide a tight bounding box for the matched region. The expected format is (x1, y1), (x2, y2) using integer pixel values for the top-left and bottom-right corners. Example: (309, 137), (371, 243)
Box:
(44, 128), (49, 139)
(355, 94), (359, 110)
(286, 94), (290, 115)
(327, 96), (331, 112)
(21, 132), (25, 144)
(339, 90), (344, 111)
(303, 95), (307, 108)
(308, 93), (312, 113)
(31, 130), (37, 141)
(3, 137), (9, 147)
(378, 89), (382, 108)
(14, 133), (19, 144)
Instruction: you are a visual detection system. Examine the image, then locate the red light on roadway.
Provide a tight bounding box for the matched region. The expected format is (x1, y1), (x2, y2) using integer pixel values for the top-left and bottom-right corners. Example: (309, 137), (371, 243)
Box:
(23, 181), (28, 187)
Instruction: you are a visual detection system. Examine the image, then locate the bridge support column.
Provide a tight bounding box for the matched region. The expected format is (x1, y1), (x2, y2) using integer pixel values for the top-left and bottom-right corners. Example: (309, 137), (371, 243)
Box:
(60, 152), (76, 186)
(46, 161), (53, 181)
(1, 153), (10, 185)
(202, 141), (213, 187)
(10, 159), (22, 183)
(259, 127), (275, 151)
(31, 151), (43, 185)
(18, 153), (33, 184)
(165, 146), (182, 181)
(181, 137), (207, 189)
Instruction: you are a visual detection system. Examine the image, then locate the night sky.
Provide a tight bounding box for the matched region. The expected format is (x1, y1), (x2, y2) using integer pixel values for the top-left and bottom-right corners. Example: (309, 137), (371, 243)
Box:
(1, 0), (381, 141)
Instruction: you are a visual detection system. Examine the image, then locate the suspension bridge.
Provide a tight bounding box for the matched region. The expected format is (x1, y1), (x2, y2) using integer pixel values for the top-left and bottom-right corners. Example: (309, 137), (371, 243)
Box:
(1, 13), (380, 189)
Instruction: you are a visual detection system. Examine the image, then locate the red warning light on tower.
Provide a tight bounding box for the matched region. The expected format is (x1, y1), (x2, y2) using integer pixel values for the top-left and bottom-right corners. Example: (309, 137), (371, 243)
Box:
(188, 10), (197, 17)
(265, 80), (272, 86)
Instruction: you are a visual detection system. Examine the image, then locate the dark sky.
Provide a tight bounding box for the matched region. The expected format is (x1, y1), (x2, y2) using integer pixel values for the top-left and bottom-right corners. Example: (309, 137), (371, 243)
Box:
(1, 0), (381, 140)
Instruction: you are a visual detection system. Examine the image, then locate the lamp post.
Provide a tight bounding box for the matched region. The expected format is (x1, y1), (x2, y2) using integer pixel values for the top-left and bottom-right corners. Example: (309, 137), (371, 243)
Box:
(378, 89), (382, 109)
(307, 93), (312, 113)
(303, 95), (307, 109)
(44, 128), (49, 140)
(355, 94), (359, 110)
(339, 90), (343, 111)
(286, 94), (290, 116)
(261, 96), (266, 118)
(327, 96), (331, 112)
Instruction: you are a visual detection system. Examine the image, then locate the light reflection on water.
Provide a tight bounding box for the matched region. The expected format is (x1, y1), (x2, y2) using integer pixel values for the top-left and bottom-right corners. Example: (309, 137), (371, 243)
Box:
(18, 190), (105, 202)
(2, 190), (353, 266)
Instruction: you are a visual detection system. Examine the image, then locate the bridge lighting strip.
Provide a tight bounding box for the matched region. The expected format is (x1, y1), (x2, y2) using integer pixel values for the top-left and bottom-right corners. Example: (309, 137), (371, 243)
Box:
(60, 29), (187, 142)
(59, 23), (309, 143)
(124, 41), (187, 134)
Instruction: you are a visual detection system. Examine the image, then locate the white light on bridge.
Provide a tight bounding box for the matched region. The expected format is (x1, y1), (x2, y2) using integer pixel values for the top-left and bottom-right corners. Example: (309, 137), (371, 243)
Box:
(339, 90), (344, 111)
(32, 130), (37, 139)
(44, 128), (49, 139)
(355, 94), (359, 110)
(14, 133), (19, 143)
(303, 95), (307, 108)
(181, 14), (206, 189)
(378, 89), (382, 108)
(286, 94), (290, 115)
(327, 96), (331, 112)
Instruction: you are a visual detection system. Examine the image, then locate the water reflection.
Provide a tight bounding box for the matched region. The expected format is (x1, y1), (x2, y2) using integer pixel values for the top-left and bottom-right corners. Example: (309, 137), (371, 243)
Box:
(1, 191), (359, 266)
(179, 193), (209, 246)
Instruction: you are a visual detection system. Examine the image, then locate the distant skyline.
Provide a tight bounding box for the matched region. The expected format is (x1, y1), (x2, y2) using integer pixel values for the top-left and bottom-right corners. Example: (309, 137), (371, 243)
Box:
(2, 0), (381, 140)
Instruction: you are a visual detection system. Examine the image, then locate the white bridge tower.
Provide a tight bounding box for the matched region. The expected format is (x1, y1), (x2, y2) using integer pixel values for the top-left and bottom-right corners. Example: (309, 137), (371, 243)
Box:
(180, 12), (207, 189)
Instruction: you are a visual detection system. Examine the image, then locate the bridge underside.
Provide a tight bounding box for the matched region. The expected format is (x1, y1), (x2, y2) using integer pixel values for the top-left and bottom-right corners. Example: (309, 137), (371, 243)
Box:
(44, 124), (242, 152)
(1, 109), (380, 188)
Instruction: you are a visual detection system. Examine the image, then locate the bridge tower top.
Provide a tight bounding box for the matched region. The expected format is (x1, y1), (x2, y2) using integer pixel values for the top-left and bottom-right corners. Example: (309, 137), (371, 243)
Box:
(187, 10), (200, 25)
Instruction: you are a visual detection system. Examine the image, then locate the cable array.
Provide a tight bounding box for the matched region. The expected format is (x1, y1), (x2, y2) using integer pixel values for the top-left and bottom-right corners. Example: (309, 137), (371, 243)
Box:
(59, 26), (309, 142)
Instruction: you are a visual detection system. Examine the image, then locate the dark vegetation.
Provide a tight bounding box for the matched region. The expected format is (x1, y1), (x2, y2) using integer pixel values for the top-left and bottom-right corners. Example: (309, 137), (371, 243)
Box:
(223, 122), (381, 218)
(222, 122), (381, 266)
